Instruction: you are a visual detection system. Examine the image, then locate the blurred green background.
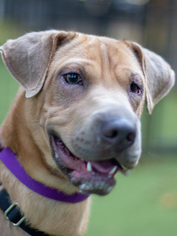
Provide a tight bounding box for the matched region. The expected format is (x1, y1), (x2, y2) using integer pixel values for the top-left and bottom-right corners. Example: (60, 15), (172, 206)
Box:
(0, 0), (177, 235)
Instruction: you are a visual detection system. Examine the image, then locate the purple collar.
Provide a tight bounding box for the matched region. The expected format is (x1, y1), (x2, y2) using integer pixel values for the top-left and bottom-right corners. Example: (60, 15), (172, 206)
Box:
(0, 147), (89, 203)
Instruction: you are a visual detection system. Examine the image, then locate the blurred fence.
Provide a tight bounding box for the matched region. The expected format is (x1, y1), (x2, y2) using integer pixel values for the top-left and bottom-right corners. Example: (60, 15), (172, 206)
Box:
(0, 0), (176, 155)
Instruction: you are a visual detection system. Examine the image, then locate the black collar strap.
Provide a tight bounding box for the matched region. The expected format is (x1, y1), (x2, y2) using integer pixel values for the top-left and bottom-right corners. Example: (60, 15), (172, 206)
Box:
(0, 189), (50, 236)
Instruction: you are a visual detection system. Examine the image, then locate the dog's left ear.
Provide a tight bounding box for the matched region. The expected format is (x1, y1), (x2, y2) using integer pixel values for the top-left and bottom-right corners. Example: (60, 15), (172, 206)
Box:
(0, 30), (76, 98)
(125, 41), (175, 114)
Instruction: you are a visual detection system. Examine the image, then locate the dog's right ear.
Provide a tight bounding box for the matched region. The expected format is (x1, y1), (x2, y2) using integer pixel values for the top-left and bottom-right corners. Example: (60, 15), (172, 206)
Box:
(0, 30), (76, 98)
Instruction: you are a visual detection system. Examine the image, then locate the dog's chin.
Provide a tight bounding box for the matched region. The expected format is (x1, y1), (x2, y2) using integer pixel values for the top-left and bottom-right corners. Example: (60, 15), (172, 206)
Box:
(48, 132), (127, 196)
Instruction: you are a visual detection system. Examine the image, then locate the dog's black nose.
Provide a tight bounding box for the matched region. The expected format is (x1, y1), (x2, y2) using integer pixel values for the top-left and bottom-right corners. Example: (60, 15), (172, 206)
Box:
(102, 119), (136, 151)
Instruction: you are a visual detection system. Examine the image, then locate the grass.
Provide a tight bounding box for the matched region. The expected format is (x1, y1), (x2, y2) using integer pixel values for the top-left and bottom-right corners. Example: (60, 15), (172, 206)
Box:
(0, 46), (177, 236)
(85, 156), (177, 236)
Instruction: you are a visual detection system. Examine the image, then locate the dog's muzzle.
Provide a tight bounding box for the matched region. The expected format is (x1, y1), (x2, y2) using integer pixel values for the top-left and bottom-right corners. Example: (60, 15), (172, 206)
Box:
(47, 110), (141, 196)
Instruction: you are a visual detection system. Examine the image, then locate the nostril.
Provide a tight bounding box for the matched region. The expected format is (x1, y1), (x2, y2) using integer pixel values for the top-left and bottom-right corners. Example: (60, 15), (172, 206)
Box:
(104, 129), (118, 139)
(102, 119), (136, 150)
(126, 132), (136, 143)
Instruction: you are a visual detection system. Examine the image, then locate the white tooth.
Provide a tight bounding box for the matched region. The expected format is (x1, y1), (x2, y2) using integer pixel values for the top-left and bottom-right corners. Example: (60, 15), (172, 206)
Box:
(87, 162), (92, 172)
(109, 166), (117, 175)
(55, 153), (59, 159)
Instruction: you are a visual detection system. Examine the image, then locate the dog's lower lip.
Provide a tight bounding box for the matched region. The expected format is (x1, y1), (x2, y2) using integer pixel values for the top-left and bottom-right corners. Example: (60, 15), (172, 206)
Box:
(49, 133), (125, 194)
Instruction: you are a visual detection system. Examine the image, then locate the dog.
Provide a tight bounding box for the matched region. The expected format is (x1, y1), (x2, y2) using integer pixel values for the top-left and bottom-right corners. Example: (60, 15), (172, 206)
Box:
(0, 30), (175, 236)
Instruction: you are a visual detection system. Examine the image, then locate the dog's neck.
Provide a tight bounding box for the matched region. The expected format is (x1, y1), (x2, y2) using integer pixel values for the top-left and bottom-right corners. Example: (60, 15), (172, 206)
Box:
(0, 147), (89, 203)
(0, 88), (91, 236)
(0, 163), (91, 236)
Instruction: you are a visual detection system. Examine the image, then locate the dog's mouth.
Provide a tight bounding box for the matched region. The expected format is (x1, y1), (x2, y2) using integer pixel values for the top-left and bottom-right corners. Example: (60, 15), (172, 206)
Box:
(49, 132), (127, 195)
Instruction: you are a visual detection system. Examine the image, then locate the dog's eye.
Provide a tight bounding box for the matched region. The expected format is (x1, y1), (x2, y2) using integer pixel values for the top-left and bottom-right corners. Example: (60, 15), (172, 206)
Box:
(64, 73), (82, 85)
(130, 82), (141, 95)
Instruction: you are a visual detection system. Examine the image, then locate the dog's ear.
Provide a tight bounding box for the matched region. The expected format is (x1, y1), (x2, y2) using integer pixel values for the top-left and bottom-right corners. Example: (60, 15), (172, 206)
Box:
(125, 41), (175, 114)
(0, 30), (76, 98)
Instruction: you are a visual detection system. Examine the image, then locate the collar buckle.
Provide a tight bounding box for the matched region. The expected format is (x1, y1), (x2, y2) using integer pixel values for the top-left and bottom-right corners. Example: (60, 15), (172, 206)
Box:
(5, 202), (26, 226)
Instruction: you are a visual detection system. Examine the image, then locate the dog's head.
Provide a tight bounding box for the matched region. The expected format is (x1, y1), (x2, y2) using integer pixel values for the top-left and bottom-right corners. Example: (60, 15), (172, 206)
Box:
(0, 31), (175, 195)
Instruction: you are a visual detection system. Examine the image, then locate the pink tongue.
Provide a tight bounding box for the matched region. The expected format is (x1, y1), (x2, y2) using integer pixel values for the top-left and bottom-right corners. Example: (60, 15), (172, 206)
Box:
(90, 160), (115, 174)
(53, 135), (117, 174)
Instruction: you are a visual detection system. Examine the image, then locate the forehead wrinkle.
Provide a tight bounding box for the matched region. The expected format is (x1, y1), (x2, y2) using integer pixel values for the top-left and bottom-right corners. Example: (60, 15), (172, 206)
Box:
(54, 34), (89, 61)
(100, 43), (111, 82)
(98, 41), (123, 90)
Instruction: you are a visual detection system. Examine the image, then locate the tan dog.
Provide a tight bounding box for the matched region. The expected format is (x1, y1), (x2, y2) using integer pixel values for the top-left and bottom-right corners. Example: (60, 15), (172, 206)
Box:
(0, 30), (175, 236)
